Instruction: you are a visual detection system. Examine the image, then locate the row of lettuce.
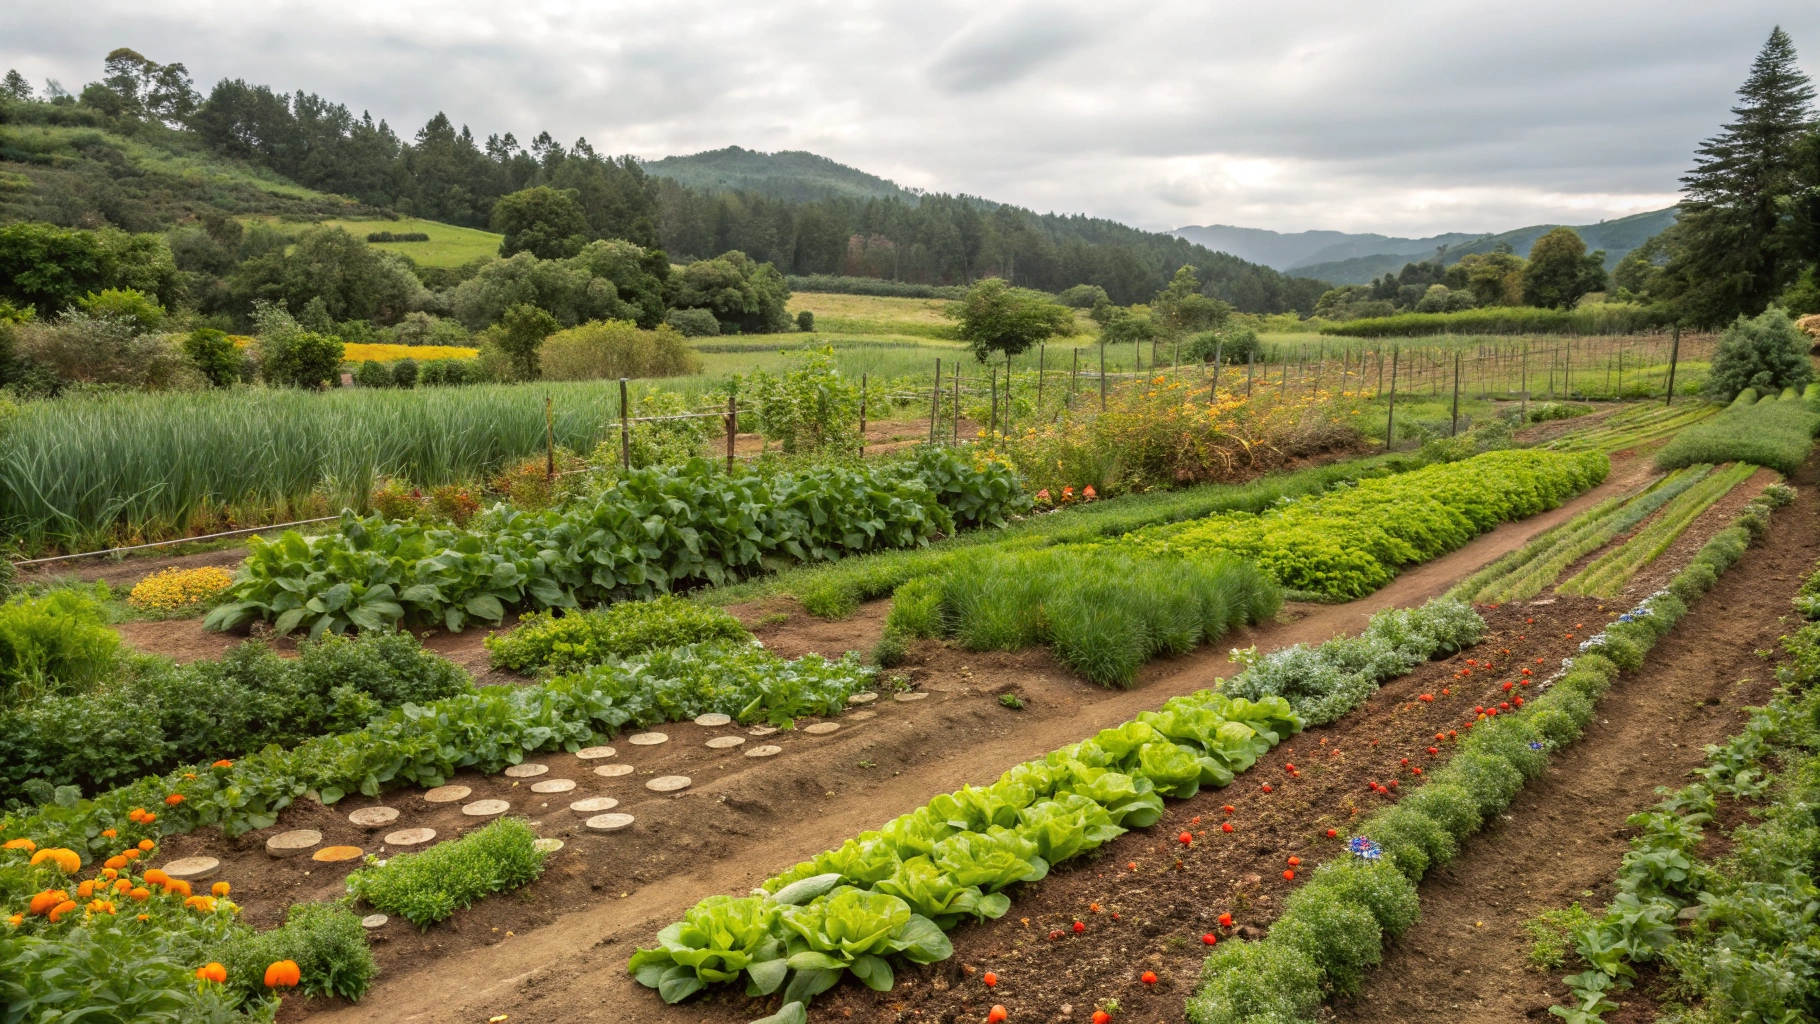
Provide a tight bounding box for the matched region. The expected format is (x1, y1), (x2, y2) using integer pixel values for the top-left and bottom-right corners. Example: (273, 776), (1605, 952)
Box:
(628, 594), (1488, 1024)
(204, 447), (1031, 637)
(1184, 482), (1791, 1024)
(1533, 530), (1820, 1021)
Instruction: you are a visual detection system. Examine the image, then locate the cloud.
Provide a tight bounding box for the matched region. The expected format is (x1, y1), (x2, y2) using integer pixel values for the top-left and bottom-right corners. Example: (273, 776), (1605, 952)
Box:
(1, 0), (1817, 236)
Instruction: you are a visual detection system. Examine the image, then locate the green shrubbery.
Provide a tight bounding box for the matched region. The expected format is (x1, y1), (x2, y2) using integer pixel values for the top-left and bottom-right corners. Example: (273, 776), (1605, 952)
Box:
(1700, 308), (1815, 401)
(1127, 450), (1609, 599)
(208, 447), (1030, 637)
(216, 902), (377, 1000)
(886, 549), (1279, 686)
(486, 595), (749, 674)
(546, 643), (874, 728)
(0, 586), (121, 706)
(1318, 304), (1673, 338)
(0, 631), (472, 806)
(346, 817), (547, 927)
(1653, 387), (1820, 474)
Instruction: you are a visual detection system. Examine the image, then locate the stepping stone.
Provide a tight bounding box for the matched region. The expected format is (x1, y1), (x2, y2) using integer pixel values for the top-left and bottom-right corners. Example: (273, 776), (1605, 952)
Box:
(705, 735), (746, 749)
(849, 710), (877, 721)
(748, 725), (779, 736)
(348, 806), (399, 828)
(312, 845), (364, 863)
(646, 775), (691, 793)
(894, 692), (929, 702)
(745, 745), (782, 758)
(424, 785), (471, 804)
(532, 838), (564, 854)
(585, 813), (635, 832)
(576, 745), (617, 760)
(570, 796), (620, 813)
(265, 830), (322, 859)
(627, 732), (668, 746)
(162, 856), (219, 881)
(504, 763), (548, 778)
(361, 914), (388, 929)
(461, 799), (510, 817)
(383, 828), (436, 847)
(694, 713), (732, 727)
(804, 722), (840, 735)
(594, 764), (634, 778)
(530, 779), (576, 794)
(847, 692), (877, 705)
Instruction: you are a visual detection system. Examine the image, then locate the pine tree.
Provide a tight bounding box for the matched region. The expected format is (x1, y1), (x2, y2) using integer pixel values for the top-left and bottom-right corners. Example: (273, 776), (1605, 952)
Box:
(1661, 27), (1816, 325)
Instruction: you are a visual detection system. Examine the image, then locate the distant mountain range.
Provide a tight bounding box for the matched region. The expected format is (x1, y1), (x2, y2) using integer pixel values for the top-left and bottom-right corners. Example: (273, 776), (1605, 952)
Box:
(641, 146), (924, 203)
(1174, 207), (1679, 284)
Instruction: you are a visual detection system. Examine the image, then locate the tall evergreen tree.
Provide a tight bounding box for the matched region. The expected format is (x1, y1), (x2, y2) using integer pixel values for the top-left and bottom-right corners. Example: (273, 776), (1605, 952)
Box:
(1661, 27), (1816, 325)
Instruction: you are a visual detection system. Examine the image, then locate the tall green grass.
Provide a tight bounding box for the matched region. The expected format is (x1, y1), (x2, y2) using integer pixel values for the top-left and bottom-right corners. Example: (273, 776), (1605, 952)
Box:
(1654, 390), (1820, 474)
(886, 548), (1280, 687)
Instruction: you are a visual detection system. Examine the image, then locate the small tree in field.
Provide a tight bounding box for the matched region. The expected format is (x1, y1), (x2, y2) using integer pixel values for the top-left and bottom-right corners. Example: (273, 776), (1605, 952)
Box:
(1703, 307), (1814, 400)
(487, 303), (559, 381)
(947, 278), (1074, 366)
(1522, 228), (1606, 309)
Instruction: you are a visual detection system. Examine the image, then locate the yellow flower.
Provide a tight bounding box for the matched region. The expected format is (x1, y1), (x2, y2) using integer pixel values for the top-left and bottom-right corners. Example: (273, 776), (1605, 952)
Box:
(127, 567), (235, 611)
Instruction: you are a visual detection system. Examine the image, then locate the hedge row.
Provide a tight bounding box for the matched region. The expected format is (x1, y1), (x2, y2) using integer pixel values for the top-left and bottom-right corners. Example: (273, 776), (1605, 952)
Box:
(1318, 303), (1675, 338)
(1185, 482), (1790, 1024)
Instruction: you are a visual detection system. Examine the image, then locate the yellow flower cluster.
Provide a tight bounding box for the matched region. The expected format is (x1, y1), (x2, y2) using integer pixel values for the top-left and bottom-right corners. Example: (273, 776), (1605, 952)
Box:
(126, 566), (236, 611)
(342, 343), (478, 362)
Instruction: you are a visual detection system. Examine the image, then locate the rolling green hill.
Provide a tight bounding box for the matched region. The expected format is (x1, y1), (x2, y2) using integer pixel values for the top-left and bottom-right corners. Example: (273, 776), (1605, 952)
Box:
(1291, 207), (1678, 284)
(642, 146), (922, 203)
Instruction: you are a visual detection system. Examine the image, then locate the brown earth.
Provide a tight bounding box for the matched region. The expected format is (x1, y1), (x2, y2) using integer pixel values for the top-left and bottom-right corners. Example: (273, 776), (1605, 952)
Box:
(221, 455), (1653, 1024)
(1326, 458), (1818, 1024)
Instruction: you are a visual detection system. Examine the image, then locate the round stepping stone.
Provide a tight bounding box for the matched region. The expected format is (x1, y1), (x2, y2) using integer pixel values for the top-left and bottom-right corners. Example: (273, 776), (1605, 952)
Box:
(627, 732), (668, 746)
(585, 813), (635, 832)
(570, 796), (620, 813)
(461, 799), (510, 817)
(361, 914), (388, 929)
(804, 722), (840, 735)
(847, 692), (877, 705)
(312, 845), (363, 863)
(162, 856), (219, 881)
(894, 691), (929, 702)
(849, 709), (877, 721)
(748, 725), (779, 736)
(383, 828), (436, 847)
(745, 744), (782, 758)
(532, 838), (564, 854)
(576, 745), (617, 760)
(348, 806), (399, 828)
(705, 735), (746, 749)
(646, 775), (691, 793)
(265, 830), (322, 859)
(530, 778), (576, 794)
(503, 763), (548, 778)
(423, 785), (471, 804)
(594, 763), (634, 778)
(694, 713), (732, 727)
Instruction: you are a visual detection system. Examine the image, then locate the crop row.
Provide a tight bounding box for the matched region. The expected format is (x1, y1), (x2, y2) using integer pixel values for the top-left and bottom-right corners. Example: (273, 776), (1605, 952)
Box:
(206, 447), (1028, 637)
(1186, 482), (1790, 1024)
(628, 598), (1483, 1024)
(1448, 464), (1713, 604)
(1543, 568), (1820, 1022)
(1541, 401), (1719, 455)
(1557, 461), (1760, 598)
(1123, 449), (1609, 600)
(1654, 386), (1820, 475)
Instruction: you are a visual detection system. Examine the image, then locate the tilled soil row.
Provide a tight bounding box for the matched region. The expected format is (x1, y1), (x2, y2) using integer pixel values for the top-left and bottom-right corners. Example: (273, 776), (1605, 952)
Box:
(1325, 462), (1820, 1024)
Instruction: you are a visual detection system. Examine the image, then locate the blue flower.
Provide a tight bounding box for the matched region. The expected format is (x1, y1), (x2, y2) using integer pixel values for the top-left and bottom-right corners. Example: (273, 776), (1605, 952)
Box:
(1529, 741), (1544, 750)
(1347, 836), (1383, 861)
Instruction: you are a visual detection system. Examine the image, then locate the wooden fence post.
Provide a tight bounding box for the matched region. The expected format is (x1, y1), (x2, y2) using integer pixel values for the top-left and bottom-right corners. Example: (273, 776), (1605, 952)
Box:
(1665, 326), (1681, 406)
(1385, 349), (1399, 452)
(859, 373), (867, 457)
(544, 396), (554, 480)
(1450, 350), (1461, 436)
(619, 378), (631, 471)
(929, 358), (941, 442)
(726, 393), (737, 472)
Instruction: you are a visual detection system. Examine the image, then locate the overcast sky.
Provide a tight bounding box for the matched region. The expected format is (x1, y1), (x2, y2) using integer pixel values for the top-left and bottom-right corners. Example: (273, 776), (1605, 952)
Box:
(7, 2), (1820, 237)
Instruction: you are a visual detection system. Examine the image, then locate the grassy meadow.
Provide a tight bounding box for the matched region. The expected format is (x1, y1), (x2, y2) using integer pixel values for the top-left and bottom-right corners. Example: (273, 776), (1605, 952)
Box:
(317, 217), (506, 267)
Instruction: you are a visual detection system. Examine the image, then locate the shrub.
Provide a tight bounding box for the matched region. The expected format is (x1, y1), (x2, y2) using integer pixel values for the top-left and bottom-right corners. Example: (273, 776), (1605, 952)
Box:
(1702, 308), (1815, 401)
(540, 319), (699, 380)
(664, 307), (720, 338)
(1654, 389), (1820, 474)
(180, 328), (241, 387)
(391, 357), (418, 388)
(351, 359), (392, 388)
(1184, 325), (1261, 365)
(75, 288), (165, 333)
(1319, 303), (1673, 337)
(259, 330), (345, 389)
(795, 309), (814, 332)
(0, 587), (121, 706)
(216, 901), (377, 1000)
(484, 595), (749, 674)
(1269, 886), (1385, 995)
(416, 357), (478, 386)
(13, 311), (203, 392)
(345, 816), (546, 927)
(1185, 939), (1323, 1024)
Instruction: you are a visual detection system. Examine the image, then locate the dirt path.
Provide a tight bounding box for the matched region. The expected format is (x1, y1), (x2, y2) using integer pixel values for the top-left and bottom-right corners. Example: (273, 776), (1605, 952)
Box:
(1327, 461), (1819, 1023)
(282, 456), (1653, 1024)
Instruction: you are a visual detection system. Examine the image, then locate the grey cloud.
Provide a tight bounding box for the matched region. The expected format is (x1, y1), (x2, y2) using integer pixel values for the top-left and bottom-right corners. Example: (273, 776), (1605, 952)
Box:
(926, 3), (1097, 93)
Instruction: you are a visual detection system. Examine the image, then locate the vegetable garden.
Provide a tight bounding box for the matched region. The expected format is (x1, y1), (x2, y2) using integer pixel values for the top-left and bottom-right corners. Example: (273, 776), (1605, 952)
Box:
(1, 373), (1815, 1024)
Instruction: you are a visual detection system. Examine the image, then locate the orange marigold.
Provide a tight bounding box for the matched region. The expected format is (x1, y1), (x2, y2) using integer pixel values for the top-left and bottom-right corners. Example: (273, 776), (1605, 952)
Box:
(2, 838), (35, 852)
(46, 900), (77, 923)
(28, 890), (68, 915)
(29, 848), (80, 873)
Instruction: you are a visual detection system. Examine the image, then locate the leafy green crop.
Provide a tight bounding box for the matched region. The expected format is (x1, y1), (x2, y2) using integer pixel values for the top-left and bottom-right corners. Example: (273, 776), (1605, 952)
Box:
(1125, 450), (1608, 600)
(208, 450), (1030, 637)
(1655, 388), (1820, 475)
(346, 816), (547, 927)
(485, 595), (750, 674)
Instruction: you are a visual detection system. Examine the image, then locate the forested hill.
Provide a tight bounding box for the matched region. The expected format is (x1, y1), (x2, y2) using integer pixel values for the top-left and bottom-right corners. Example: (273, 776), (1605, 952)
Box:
(0, 50), (1329, 311)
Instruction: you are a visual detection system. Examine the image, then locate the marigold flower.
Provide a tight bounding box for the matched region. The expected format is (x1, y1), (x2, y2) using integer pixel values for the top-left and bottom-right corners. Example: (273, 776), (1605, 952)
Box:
(29, 848), (80, 873)
(105, 856), (127, 870)
(196, 962), (228, 984)
(29, 890), (68, 915)
(2, 838), (35, 852)
(164, 794), (185, 806)
(138, 840), (154, 851)
(100, 829), (116, 838)
(129, 887), (151, 902)
(212, 881), (231, 897)
(47, 900), (77, 923)
(142, 869), (170, 887)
